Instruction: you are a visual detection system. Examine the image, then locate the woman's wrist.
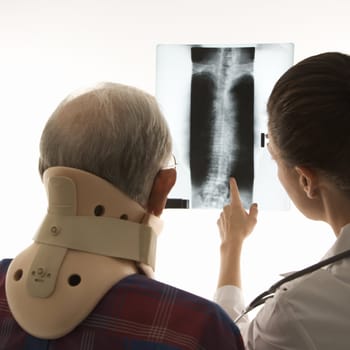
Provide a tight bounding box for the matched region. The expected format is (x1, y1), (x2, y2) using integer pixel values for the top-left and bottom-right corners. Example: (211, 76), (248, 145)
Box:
(220, 238), (244, 256)
(218, 240), (243, 288)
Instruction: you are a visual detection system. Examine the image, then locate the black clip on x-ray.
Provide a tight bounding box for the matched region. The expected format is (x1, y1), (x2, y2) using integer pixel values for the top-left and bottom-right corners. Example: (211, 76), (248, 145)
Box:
(260, 132), (269, 148)
(235, 249), (350, 322)
(165, 198), (190, 209)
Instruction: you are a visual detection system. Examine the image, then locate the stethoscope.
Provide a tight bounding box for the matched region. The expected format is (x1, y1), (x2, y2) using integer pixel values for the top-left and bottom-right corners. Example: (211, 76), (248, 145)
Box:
(234, 249), (350, 323)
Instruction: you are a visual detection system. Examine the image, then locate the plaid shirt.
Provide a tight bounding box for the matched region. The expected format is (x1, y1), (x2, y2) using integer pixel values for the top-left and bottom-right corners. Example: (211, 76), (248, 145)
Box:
(0, 259), (243, 349)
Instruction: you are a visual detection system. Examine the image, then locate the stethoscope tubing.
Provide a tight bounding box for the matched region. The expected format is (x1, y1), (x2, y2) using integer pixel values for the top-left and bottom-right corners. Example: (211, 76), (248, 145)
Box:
(234, 249), (350, 323)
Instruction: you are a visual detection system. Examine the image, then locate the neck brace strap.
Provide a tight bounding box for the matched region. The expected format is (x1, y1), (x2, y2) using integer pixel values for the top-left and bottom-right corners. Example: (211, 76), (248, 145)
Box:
(5, 167), (163, 338)
(31, 214), (157, 298)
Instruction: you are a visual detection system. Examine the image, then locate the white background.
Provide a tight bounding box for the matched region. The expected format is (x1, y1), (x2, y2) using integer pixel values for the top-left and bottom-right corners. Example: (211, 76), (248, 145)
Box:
(0, 0), (348, 304)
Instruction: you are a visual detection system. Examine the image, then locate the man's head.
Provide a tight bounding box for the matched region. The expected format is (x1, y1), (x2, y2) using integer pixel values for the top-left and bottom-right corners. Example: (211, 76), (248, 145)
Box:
(39, 82), (175, 212)
(5, 83), (176, 339)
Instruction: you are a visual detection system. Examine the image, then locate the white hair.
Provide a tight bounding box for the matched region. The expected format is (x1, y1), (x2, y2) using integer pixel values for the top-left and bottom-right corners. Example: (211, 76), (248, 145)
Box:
(39, 82), (172, 206)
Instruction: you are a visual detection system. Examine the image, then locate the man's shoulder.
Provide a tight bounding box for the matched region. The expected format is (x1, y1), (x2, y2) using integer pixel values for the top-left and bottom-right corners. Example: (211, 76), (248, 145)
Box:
(90, 274), (243, 349)
(109, 274), (241, 333)
(0, 259), (12, 270)
(116, 274), (224, 310)
(0, 259), (12, 285)
(0, 261), (243, 349)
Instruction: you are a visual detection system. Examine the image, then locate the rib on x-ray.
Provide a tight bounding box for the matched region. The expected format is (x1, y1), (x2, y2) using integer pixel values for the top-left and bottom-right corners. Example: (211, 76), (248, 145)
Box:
(156, 43), (294, 210)
(190, 47), (254, 208)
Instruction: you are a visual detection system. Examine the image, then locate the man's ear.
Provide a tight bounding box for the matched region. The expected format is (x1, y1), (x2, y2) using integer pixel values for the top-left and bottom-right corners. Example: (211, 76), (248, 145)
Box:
(295, 166), (319, 199)
(147, 169), (176, 217)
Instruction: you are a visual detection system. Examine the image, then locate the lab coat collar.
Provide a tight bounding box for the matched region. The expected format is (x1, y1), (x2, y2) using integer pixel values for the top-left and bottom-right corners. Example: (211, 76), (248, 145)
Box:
(322, 223), (350, 259)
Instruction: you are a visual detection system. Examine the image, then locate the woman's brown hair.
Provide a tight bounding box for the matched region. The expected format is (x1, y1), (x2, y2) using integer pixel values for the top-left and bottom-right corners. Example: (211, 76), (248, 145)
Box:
(267, 52), (350, 192)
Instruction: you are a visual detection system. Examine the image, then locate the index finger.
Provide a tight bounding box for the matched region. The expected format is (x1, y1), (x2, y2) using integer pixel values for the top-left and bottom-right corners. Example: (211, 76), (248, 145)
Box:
(229, 177), (242, 206)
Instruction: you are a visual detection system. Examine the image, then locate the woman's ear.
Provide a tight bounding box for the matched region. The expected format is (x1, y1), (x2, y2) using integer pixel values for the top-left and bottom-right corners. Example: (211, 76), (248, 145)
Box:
(147, 169), (177, 217)
(295, 166), (319, 199)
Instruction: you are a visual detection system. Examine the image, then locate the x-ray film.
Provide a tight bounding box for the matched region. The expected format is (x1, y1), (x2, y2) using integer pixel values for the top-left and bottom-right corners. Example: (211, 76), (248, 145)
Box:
(156, 43), (294, 210)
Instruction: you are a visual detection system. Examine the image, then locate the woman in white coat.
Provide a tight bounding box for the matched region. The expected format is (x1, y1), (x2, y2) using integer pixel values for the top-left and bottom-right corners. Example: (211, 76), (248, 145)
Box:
(216, 52), (350, 349)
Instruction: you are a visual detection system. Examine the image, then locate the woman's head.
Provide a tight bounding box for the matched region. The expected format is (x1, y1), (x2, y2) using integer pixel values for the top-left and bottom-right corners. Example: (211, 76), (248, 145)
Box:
(267, 52), (350, 194)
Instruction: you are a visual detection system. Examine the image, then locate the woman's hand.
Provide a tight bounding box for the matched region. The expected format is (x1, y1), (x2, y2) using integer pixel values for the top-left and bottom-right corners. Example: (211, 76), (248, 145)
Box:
(217, 178), (258, 288)
(217, 178), (258, 245)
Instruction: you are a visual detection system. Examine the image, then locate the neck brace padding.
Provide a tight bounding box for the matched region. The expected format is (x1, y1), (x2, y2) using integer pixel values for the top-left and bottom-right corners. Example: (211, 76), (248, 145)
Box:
(5, 167), (163, 339)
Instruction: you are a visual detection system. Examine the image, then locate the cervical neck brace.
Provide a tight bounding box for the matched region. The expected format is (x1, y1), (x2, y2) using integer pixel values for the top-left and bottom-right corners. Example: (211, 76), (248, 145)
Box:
(5, 167), (163, 339)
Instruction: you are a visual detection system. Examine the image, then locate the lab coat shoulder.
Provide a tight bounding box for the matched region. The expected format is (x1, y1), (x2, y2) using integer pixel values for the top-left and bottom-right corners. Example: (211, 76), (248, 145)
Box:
(246, 267), (350, 350)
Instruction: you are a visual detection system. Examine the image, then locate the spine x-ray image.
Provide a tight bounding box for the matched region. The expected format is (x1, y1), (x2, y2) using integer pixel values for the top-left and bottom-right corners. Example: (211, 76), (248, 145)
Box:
(190, 47), (254, 208)
(156, 43), (294, 210)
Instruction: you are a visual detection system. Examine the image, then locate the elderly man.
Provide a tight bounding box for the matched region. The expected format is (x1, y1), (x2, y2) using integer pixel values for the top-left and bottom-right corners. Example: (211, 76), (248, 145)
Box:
(0, 82), (243, 349)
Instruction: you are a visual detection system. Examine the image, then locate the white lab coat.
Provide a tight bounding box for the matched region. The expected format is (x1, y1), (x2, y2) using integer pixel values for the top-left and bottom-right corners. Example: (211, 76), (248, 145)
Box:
(215, 224), (350, 349)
